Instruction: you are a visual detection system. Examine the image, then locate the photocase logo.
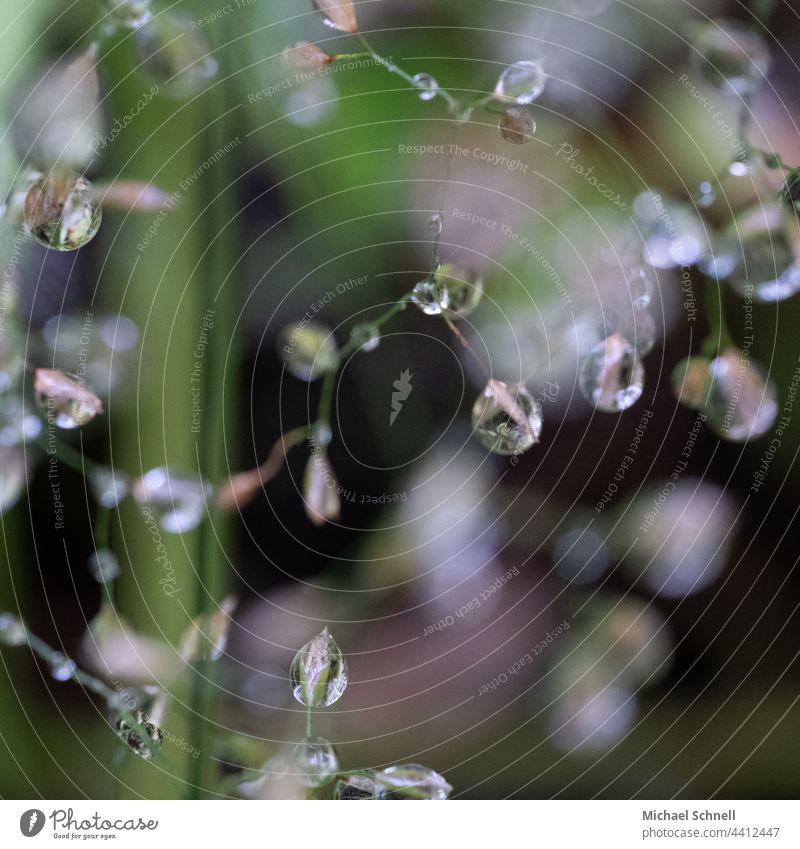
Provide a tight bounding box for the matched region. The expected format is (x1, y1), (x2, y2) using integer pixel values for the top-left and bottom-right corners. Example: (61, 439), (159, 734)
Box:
(19, 809), (45, 837)
(389, 369), (413, 426)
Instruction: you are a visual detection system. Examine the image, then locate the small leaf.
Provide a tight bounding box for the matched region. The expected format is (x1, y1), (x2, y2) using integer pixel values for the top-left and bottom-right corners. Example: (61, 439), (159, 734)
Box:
(282, 41), (333, 70)
(311, 0), (358, 34)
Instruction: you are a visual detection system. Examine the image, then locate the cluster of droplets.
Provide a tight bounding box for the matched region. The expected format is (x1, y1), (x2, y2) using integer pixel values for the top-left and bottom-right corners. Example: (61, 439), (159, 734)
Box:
(242, 628), (452, 798)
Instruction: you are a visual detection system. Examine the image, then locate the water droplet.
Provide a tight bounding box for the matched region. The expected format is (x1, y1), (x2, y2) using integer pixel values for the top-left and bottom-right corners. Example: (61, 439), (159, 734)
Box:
(412, 72), (439, 101)
(0, 612), (27, 646)
(0, 447), (28, 515)
(99, 314), (139, 352)
(493, 60), (547, 105)
(24, 169), (101, 251)
(633, 191), (708, 269)
(132, 13), (217, 99)
(0, 397), (41, 447)
(335, 774), (379, 800)
(34, 368), (103, 429)
(373, 764), (453, 800)
(427, 213), (443, 235)
(350, 323), (380, 352)
(722, 204), (800, 302)
(671, 356), (711, 409)
(49, 652), (77, 682)
(696, 180), (716, 209)
(88, 549), (121, 584)
(411, 279), (446, 315)
(89, 466), (130, 508)
(279, 322), (338, 381)
(100, 0), (152, 30)
(690, 19), (770, 97)
(472, 379), (542, 456)
(292, 735), (339, 787)
(626, 265), (655, 310)
(701, 348), (778, 441)
(579, 334), (644, 413)
(115, 710), (163, 760)
(499, 106), (536, 144)
(289, 628), (348, 708)
(131, 467), (211, 533)
(437, 264), (483, 319)
(303, 453), (341, 526)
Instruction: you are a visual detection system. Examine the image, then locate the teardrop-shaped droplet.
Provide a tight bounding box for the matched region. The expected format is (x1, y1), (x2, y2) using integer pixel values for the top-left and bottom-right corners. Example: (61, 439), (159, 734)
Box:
(24, 169), (101, 251)
(48, 652), (77, 682)
(412, 72), (439, 101)
(579, 334), (644, 413)
(0, 612), (27, 646)
(88, 549), (121, 584)
(132, 467), (211, 533)
(633, 191), (708, 269)
(411, 279), (447, 315)
(132, 13), (217, 99)
(350, 323), (380, 352)
(701, 348), (778, 441)
(427, 213), (443, 234)
(115, 710), (163, 760)
(690, 19), (770, 97)
(671, 356), (711, 409)
(0, 397), (41, 447)
(499, 106), (536, 144)
(289, 628), (348, 707)
(626, 265), (655, 310)
(34, 369), (104, 429)
(89, 466), (130, 508)
(373, 764), (453, 800)
(292, 735), (339, 787)
(471, 379), (542, 456)
(722, 204), (800, 302)
(493, 60), (547, 105)
(100, 0), (152, 30)
(436, 263), (483, 319)
(335, 773), (379, 800)
(279, 322), (338, 381)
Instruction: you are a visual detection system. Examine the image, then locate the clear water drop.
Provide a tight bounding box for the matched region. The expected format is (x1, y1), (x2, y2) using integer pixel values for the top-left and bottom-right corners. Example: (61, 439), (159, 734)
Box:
(690, 19), (770, 97)
(24, 169), (101, 251)
(412, 72), (439, 101)
(0, 612), (27, 646)
(579, 334), (644, 413)
(292, 735), (339, 787)
(373, 764), (453, 800)
(100, 0), (152, 30)
(132, 13), (217, 99)
(427, 213), (443, 235)
(131, 467), (211, 533)
(471, 379), (542, 456)
(49, 652), (77, 682)
(499, 106), (536, 144)
(34, 369), (103, 429)
(335, 774), (379, 800)
(89, 466), (130, 508)
(411, 279), (447, 316)
(279, 322), (338, 381)
(493, 60), (547, 105)
(88, 549), (121, 584)
(289, 628), (348, 708)
(723, 204), (800, 302)
(0, 397), (41, 447)
(702, 348), (778, 441)
(350, 323), (380, 352)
